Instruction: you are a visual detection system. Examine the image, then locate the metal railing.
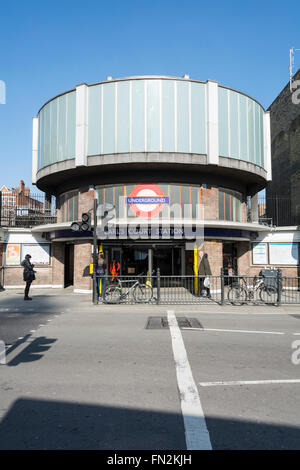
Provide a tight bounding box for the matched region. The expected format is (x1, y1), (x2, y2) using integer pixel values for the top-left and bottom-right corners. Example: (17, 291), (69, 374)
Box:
(0, 192), (56, 227)
(257, 196), (298, 226)
(94, 268), (300, 305)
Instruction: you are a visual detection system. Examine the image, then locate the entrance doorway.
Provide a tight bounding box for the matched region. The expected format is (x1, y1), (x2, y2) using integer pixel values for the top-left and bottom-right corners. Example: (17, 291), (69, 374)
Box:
(64, 243), (74, 287)
(107, 245), (182, 276)
(223, 242), (238, 281)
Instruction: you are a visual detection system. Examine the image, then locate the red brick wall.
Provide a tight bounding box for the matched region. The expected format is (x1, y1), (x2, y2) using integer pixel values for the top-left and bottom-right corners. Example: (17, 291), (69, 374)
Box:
(3, 267), (52, 286)
(73, 240), (92, 291)
(52, 242), (65, 286)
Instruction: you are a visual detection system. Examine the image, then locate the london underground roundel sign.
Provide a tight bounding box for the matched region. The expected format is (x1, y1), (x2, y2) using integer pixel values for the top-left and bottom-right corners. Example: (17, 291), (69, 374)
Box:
(126, 184), (169, 218)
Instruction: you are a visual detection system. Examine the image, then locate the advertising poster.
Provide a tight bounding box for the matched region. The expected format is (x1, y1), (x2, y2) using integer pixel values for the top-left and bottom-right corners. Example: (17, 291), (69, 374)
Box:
(22, 244), (50, 265)
(6, 244), (21, 265)
(269, 243), (298, 266)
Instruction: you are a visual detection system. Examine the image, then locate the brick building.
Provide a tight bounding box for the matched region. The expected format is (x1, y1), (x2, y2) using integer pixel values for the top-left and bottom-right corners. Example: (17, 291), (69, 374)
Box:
(267, 68), (300, 225)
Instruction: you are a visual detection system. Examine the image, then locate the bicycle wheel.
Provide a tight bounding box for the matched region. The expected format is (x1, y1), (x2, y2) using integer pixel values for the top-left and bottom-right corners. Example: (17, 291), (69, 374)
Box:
(133, 284), (153, 303)
(103, 285), (121, 304)
(259, 286), (276, 304)
(227, 286), (247, 305)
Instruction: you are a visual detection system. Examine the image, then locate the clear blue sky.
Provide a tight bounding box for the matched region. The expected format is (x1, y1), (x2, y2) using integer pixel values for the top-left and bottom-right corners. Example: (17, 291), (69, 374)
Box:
(0, 0), (299, 192)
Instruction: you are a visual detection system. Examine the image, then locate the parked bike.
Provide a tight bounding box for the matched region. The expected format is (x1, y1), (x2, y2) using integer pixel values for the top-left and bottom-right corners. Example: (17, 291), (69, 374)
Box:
(103, 275), (154, 304)
(227, 275), (277, 305)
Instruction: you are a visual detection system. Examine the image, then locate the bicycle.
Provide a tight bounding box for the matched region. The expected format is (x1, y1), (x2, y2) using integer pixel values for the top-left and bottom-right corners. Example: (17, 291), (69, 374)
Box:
(227, 275), (277, 305)
(103, 275), (154, 304)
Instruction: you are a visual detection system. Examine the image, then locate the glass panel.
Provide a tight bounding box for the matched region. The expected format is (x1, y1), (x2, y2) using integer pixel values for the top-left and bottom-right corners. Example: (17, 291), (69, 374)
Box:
(177, 81), (189, 153)
(255, 103), (260, 166)
(191, 185), (200, 219)
(260, 108), (265, 168)
(229, 91), (239, 159)
(114, 184), (124, 218)
(88, 85), (101, 155)
(58, 94), (66, 161)
(117, 81), (130, 153)
(169, 184), (181, 219)
(50, 99), (58, 164)
(132, 81), (144, 152)
(38, 108), (44, 169)
(162, 80), (175, 152)
(218, 87), (229, 157)
(103, 83), (115, 154)
(181, 184), (191, 219)
(66, 91), (76, 158)
(44, 103), (51, 166)
(248, 98), (255, 163)
(239, 94), (248, 161)
(191, 82), (206, 154)
(147, 80), (160, 151)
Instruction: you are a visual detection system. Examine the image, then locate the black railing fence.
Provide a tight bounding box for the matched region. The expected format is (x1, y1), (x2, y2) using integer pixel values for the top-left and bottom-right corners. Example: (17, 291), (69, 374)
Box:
(94, 268), (300, 305)
(257, 195), (298, 226)
(0, 192), (56, 227)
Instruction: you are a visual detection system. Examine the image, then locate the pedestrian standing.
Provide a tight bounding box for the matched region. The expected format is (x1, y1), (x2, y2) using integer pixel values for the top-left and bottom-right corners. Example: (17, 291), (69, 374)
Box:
(199, 253), (212, 298)
(96, 253), (107, 301)
(21, 254), (36, 300)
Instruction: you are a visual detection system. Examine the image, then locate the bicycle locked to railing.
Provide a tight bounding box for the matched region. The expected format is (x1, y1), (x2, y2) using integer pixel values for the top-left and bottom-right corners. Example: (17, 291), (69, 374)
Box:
(103, 272), (155, 304)
(227, 273), (278, 305)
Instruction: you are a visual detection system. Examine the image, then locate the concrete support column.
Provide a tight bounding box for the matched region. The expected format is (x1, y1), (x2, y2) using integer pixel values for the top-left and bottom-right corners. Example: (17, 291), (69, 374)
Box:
(52, 242), (65, 288)
(73, 240), (92, 293)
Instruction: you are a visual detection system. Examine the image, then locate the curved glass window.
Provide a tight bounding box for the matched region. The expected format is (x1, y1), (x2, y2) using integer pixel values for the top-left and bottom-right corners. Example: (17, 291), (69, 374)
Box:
(60, 190), (78, 222)
(219, 188), (242, 222)
(96, 183), (204, 220)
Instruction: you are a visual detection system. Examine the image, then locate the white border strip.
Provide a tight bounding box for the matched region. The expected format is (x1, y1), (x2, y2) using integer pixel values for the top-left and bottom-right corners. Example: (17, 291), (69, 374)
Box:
(73, 289), (92, 294)
(182, 327), (284, 335)
(199, 379), (300, 387)
(167, 310), (212, 450)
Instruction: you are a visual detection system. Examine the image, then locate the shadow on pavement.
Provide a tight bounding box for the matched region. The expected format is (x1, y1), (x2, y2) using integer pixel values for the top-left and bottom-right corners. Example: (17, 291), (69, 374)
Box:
(6, 336), (57, 366)
(0, 397), (300, 449)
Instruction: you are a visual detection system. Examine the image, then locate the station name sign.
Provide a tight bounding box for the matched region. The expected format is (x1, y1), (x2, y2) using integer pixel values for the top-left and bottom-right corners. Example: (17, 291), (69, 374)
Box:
(96, 225), (202, 239)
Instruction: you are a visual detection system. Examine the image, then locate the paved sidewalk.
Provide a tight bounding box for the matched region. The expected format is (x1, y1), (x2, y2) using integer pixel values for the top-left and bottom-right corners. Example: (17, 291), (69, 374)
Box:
(0, 288), (300, 449)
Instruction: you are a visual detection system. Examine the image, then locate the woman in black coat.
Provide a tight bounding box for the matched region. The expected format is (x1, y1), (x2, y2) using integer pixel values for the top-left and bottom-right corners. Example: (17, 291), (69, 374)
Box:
(199, 253), (212, 298)
(21, 254), (36, 300)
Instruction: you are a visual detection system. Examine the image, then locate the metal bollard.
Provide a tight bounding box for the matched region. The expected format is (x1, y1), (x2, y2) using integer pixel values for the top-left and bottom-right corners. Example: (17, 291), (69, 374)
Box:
(220, 267), (225, 306)
(156, 268), (161, 305)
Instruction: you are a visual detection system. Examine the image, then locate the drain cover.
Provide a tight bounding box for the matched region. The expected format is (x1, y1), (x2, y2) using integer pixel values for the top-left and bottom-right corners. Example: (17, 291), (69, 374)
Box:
(146, 316), (202, 329)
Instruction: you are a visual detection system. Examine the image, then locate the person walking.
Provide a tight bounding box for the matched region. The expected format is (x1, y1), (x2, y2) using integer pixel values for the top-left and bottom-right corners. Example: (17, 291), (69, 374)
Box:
(96, 253), (107, 301)
(199, 253), (212, 298)
(21, 254), (36, 300)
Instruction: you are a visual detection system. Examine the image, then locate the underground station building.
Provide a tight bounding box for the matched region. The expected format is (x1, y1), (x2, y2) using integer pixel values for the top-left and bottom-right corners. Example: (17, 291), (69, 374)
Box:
(6, 75), (276, 292)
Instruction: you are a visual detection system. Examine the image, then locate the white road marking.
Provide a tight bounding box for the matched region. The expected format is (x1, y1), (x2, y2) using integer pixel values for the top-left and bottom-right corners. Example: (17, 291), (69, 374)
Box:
(182, 327), (285, 335)
(199, 379), (300, 387)
(30, 330), (36, 333)
(167, 310), (212, 450)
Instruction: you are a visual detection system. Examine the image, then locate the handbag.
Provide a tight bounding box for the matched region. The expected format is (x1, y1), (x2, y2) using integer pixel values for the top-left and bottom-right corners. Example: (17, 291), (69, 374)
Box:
(203, 276), (210, 288)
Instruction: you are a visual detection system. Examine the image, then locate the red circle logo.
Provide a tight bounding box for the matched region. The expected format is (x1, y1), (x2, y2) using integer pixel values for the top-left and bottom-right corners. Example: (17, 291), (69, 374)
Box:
(128, 184), (168, 218)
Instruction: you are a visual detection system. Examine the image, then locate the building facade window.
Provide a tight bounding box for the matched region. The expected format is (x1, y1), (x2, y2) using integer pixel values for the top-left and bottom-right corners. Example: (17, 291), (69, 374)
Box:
(60, 190), (78, 222)
(96, 183), (204, 220)
(219, 188), (243, 222)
